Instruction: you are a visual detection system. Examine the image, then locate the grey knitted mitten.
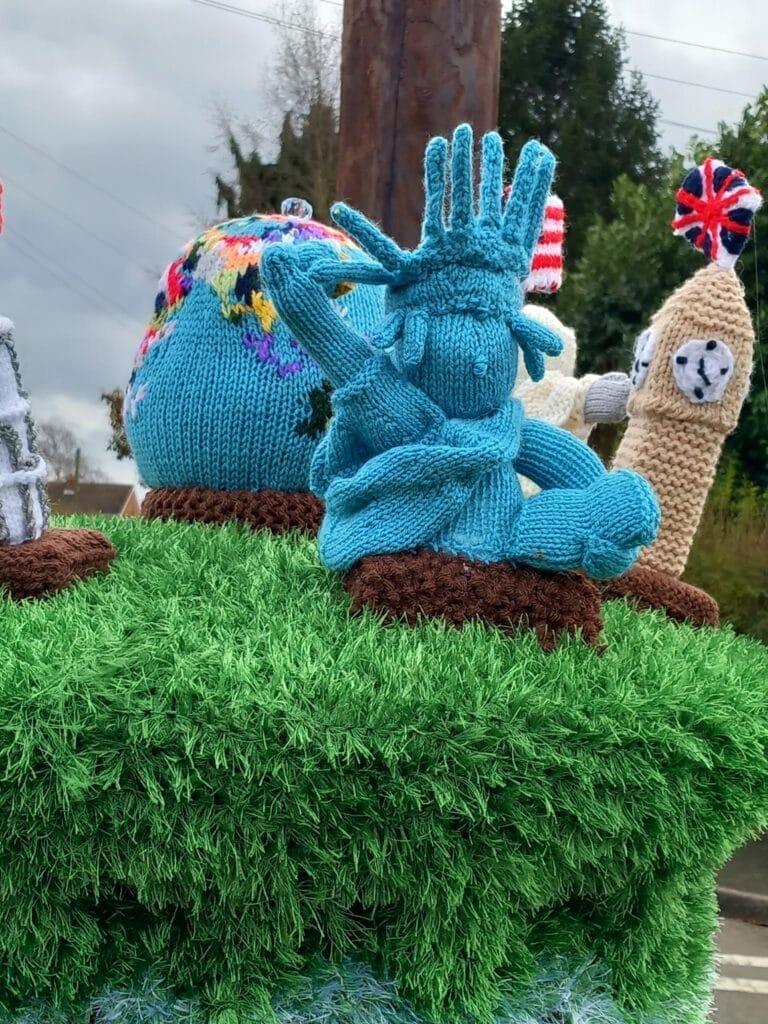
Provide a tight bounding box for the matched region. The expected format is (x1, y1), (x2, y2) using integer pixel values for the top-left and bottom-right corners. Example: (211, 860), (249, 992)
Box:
(583, 372), (631, 424)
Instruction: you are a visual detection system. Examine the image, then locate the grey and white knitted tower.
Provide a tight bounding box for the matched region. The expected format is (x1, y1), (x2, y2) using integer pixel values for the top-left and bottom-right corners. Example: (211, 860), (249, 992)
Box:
(0, 317), (49, 546)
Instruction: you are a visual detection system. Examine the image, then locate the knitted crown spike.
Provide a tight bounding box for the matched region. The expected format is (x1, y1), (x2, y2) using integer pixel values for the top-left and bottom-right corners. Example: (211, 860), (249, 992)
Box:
(326, 128), (563, 382)
(613, 159), (761, 586)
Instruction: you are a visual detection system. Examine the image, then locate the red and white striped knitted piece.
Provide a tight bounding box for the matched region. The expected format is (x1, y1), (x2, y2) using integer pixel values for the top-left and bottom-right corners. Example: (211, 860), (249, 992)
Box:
(525, 194), (564, 293)
(503, 188), (565, 293)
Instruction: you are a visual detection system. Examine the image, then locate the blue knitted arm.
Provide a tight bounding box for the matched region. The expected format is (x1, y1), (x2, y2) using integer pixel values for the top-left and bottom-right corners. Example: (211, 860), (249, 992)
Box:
(261, 245), (372, 387)
(516, 417), (606, 490)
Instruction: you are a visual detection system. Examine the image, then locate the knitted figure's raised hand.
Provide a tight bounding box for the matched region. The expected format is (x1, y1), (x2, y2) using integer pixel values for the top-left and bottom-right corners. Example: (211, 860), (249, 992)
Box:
(263, 125), (660, 579)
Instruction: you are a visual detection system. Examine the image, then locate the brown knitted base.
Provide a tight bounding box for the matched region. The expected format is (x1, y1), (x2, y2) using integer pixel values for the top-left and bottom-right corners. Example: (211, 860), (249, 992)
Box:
(600, 566), (719, 628)
(344, 551), (604, 651)
(141, 486), (323, 536)
(0, 528), (115, 601)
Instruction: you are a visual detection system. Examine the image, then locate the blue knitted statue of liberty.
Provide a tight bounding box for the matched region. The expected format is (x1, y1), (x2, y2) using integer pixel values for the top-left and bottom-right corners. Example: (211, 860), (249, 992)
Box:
(261, 125), (660, 580)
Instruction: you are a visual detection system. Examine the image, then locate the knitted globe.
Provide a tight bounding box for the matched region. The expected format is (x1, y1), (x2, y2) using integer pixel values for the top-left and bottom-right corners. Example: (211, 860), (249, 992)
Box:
(124, 209), (384, 495)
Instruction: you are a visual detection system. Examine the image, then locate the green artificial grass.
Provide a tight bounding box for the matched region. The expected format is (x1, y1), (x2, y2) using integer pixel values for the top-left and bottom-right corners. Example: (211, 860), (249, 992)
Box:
(1, 515), (768, 1023)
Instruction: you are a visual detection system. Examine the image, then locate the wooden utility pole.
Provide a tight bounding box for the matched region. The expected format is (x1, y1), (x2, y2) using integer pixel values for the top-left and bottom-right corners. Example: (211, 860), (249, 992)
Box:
(336, 0), (503, 249)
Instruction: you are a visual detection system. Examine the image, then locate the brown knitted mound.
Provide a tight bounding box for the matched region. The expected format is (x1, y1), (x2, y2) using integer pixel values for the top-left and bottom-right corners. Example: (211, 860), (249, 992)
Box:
(600, 565), (719, 628)
(0, 528), (115, 601)
(344, 551), (604, 651)
(141, 486), (323, 536)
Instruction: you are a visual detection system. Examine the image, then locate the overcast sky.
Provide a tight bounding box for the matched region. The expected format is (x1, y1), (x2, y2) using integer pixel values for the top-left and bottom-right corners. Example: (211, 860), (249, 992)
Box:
(0, 0), (765, 484)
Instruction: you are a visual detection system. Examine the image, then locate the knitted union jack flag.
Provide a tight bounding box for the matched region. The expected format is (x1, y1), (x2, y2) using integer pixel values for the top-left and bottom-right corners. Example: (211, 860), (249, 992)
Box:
(672, 158), (762, 269)
(503, 186), (565, 293)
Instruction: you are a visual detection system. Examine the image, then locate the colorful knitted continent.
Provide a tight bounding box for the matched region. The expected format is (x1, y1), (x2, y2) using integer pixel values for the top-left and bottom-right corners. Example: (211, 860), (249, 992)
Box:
(124, 211), (384, 493)
(262, 125), (660, 579)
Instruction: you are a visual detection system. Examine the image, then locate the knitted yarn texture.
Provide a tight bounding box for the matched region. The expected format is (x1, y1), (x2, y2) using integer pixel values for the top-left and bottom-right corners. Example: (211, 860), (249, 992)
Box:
(515, 305), (599, 440)
(519, 194), (565, 293)
(516, 307), (629, 440)
(0, 317), (48, 546)
(515, 305), (597, 499)
(124, 212), (384, 493)
(583, 372), (631, 425)
(262, 124), (660, 578)
(613, 262), (755, 576)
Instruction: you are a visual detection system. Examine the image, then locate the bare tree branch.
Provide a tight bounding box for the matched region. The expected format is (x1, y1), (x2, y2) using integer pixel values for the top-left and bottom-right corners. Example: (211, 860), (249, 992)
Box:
(212, 0), (341, 221)
(35, 421), (107, 482)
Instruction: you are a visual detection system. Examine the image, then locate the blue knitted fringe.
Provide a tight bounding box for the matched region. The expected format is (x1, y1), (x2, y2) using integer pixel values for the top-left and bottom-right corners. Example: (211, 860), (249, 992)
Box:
(0, 958), (712, 1024)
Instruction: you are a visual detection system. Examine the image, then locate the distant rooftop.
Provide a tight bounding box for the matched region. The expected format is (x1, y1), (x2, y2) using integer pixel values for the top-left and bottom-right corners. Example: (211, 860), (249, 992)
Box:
(47, 481), (139, 517)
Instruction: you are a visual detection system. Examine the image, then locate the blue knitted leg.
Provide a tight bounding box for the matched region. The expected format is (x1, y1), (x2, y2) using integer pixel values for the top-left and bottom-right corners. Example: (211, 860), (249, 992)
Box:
(506, 471), (661, 579)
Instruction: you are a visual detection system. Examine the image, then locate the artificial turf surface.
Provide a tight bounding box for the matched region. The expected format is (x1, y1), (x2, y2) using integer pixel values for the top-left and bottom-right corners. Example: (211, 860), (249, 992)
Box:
(1, 515), (767, 1023)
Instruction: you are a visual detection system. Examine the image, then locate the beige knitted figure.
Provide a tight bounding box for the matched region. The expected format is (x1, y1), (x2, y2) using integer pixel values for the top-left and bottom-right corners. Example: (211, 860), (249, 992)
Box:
(613, 263), (755, 577)
(605, 158), (761, 626)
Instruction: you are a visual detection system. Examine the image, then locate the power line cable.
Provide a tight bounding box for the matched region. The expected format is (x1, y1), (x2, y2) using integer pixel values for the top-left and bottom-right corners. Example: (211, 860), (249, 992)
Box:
(659, 117), (718, 136)
(189, 0), (759, 110)
(625, 28), (768, 63)
(0, 123), (180, 240)
(644, 73), (754, 100)
(1, 173), (157, 276)
(4, 229), (143, 326)
(3, 235), (137, 325)
(321, 0), (768, 89)
(189, 0), (337, 37)
(11, 230), (140, 322)
(188, 2), (729, 136)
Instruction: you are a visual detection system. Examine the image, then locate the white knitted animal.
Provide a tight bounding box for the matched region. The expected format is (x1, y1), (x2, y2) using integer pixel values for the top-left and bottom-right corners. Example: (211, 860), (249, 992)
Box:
(516, 305), (630, 497)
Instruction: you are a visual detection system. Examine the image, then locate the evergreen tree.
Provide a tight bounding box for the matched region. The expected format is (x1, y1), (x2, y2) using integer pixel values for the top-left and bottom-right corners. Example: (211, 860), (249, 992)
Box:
(558, 158), (699, 375)
(499, 0), (663, 262)
(214, 0), (339, 221)
(214, 126), (281, 219)
(215, 105), (337, 222)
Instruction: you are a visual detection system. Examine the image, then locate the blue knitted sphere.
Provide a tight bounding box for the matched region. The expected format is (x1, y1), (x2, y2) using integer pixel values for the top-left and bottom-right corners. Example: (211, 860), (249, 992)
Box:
(124, 213), (384, 492)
